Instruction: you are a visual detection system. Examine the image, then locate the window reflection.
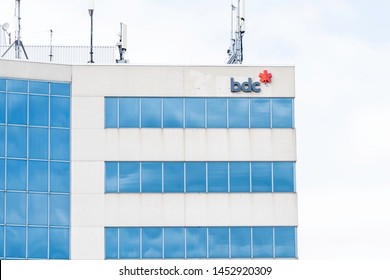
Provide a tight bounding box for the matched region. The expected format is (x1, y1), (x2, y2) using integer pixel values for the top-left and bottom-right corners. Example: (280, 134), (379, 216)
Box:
(185, 162), (206, 192)
(28, 160), (48, 192)
(0, 93), (6, 124)
(7, 79), (27, 93)
(208, 227), (229, 258)
(163, 98), (183, 128)
(272, 99), (293, 128)
(50, 83), (70, 96)
(164, 162), (184, 193)
(252, 162), (272, 192)
(105, 162), (118, 193)
(6, 226), (26, 258)
(228, 98), (249, 128)
(142, 227), (162, 259)
(185, 98), (205, 128)
(49, 228), (69, 259)
(208, 162), (228, 192)
(119, 227), (140, 259)
(186, 227), (207, 258)
(28, 227), (48, 259)
(164, 227), (185, 258)
(50, 128), (70, 161)
(275, 227), (296, 258)
(7, 93), (27, 125)
(28, 193), (48, 226)
(230, 162), (250, 192)
(50, 97), (70, 128)
(7, 160), (27, 191)
(105, 98), (118, 128)
(207, 98), (227, 128)
(141, 98), (161, 128)
(105, 227), (118, 259)
(119, 162), (140, 193)
(29, 95), (48, 126)
(250, 99), (270, 128)
(50, 162), (70, 193)
(253, 227), (273, 258)
(29, 127), (48, 159)
(29, 81), (49, 95)
(231, 227), (251, 258)
(7, 126), (27, 158)
(141, 162), (162, 193)
(119, 98), (139, 128)
(273, 162), (294, 192)
(50, 194), (69, 226)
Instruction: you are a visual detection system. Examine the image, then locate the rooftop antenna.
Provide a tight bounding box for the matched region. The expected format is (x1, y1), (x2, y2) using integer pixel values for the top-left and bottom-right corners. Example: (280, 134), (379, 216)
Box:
(116, 22), (128, 63)
(1, 0), (28, 59)
(49, 29), (53, 62)
(227, 0), (245, 64)
(1, 23), (11, 45)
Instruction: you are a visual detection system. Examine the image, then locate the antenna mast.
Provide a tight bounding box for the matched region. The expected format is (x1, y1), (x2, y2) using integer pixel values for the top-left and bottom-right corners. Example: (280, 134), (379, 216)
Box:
(116, 22), (128, 63)
(227, 0), (245, 64)
(1, 0), (28, 59)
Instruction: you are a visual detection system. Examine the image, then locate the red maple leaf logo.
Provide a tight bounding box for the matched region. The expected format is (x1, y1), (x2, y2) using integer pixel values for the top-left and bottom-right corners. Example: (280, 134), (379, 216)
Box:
(259, 70), (272, 84)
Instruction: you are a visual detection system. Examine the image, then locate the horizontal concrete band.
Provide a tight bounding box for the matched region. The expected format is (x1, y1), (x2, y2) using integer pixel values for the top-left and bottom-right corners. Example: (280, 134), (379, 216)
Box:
(71, 193), (298, 227)
(71, 129), (296, 161)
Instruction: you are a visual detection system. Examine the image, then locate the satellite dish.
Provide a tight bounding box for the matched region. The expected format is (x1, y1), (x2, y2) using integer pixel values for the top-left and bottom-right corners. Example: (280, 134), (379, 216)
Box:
(1, 22), (10, 31)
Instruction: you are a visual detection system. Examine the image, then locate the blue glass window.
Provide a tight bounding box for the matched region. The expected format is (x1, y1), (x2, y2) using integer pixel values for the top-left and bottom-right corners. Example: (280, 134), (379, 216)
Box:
(164, 162), (184, 193)
(28, 193), (48, 226)
(0, 78), (5, 91)
(273, 162), (294, 192)
(105, 98), (118, 128)
(105, 227), (119, 259)
(253, 227), (273, 258)
(275, 227), (296, 258)
(0, 191), (4, 223)
(50, 128), (70, 161)
(141, 162), (162, 193)
(28, 160), (48, 192)
(0, 225), (3, 258)
(119, 98), (139, 128)
(29, 127), (48, 159)
(51, 83), (70, 96)
(208, 162), (228, 192)
(185, 98), (205, 128)
(250, 99), (270, 128)
(119, 227), (140, 259)
(185, 162), (206, 192)
(7, 160), (27, 191)
(186, 227), (207, 258)
(208, 227), (229, 258)
(0, 126), (4, 157)
(0, 159), (4, 190)
(252, 162), (272, 192)
(141, 98), (161, 128)
(230, 162), (250, 192)
(7, 93), (27, 125)
(50, 97), (70, 128)
(7, 79), (27, 93)
(164, 227), (185, 258)
(163, 98), (183, 128)
(6, 192), (26, 224)
(207, 98), (227, 128)
(119, 162), (140, 193)
(29, 81), (49, 95)
(0, 93), (5, 124)
(106, 162), (118, 193)
(6, 226), (26, 258)
(28, 227), (48, 259)
(7, 126), (27, 158)
(50, 194), (69, 226)
(228, 98), (249, 128)
(231, 227), (251, 258)
(142, 227), (162, 259)
(272, 99), (293, 128)
(49, 228), (69, 259)
(29, 95), (48, 126)
(50, 162), (70, 193)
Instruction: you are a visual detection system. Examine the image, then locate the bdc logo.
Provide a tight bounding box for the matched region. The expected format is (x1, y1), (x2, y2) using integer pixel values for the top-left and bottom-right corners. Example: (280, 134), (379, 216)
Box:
(230, 70), (272, 93)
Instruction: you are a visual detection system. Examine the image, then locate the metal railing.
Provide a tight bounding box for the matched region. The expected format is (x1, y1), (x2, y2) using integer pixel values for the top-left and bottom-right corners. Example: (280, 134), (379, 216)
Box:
(0, 45), (117, 64)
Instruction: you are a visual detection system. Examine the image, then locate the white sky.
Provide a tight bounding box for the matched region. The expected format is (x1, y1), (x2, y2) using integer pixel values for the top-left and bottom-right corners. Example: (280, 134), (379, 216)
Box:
(1, 0), (390, 260)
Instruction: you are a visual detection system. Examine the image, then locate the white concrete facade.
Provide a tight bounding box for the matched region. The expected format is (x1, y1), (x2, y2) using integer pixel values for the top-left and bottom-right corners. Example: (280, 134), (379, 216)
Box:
(0, 59), (297, 260)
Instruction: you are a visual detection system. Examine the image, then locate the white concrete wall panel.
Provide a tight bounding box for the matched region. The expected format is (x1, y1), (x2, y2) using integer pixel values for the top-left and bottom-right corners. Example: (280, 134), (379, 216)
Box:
(70, 227), (104, 260)
(0, 59), (71, 81)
